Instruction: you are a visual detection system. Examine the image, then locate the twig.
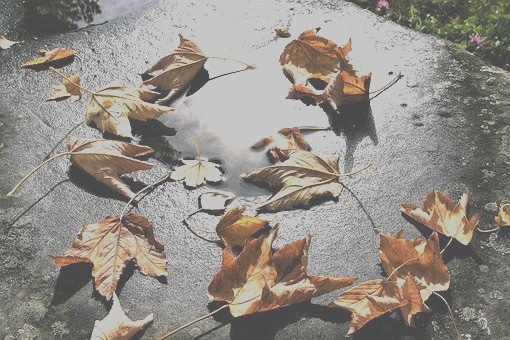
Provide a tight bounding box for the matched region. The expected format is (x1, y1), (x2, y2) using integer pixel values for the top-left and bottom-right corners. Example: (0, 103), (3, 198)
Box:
(158, 304), (229, 340)
(369, 72), (403, 100)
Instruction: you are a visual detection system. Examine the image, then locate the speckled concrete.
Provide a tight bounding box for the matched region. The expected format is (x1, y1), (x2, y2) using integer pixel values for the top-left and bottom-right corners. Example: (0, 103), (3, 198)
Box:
(1, 0), (510, 339)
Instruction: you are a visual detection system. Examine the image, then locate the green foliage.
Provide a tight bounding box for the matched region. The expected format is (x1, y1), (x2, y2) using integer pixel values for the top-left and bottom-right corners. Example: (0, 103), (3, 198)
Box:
(349, 0), (510, 70)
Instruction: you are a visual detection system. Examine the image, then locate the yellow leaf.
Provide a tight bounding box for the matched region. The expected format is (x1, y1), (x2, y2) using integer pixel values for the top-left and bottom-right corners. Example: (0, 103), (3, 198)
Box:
(21, 47), (75, 69)
(216, 205), (269, 248)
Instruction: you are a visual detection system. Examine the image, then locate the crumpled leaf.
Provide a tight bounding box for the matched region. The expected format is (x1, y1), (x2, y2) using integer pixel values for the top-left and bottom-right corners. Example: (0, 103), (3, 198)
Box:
(85, 83), (174, 138)
(495, 203), (510, 227)
(91, 293), (153, 340)
(331, 279), (405, 334)
(21, 47), (75, 69)
(379, 231), (450, 302)
(400, 189), (480, 245)
(67, 137), (155, 201)
(0, 35), (20, 49)
(279, 29), (348, 85)
(275, 27), (291, 38)
(170, 157), (222, 188)
(251, 127), (311, 161)
(141, 34), (208, 104)
(208, 225), (356, 317)
(51, 214), (168, 300)
(216, 205), (269, 248)
(47, 74), (82, 103)
(242, 148), (344, 211)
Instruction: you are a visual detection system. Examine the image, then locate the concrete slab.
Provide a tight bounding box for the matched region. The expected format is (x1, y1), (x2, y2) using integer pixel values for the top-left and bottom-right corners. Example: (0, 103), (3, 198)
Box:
(1, 0), (509, 339)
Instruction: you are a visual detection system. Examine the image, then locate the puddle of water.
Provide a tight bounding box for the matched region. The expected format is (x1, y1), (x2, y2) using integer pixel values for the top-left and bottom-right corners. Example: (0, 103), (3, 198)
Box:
(23, 0), (155, 33)
(142, 47), (337, 197)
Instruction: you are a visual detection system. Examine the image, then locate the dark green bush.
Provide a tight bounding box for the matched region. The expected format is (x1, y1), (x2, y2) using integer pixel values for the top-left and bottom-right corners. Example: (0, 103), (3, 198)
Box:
(349, 0), (510, 70)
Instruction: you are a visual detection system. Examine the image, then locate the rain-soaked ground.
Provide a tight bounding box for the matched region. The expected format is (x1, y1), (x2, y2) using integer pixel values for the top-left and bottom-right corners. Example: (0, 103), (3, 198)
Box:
(1, 0), (510, 339)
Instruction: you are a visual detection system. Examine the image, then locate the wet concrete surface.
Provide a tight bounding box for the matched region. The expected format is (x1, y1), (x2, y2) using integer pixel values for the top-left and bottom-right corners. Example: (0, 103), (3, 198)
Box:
(1, 0), (510, 339)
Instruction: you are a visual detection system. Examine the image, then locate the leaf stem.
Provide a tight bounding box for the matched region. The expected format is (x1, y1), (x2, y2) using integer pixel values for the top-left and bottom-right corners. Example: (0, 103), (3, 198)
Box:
(432, 291), (461, 340)
(192, 136), (201, 158)
(476, 225), (500, 233)
(119, 172), (171, 220)
(340, 162), (374, 178)
(48, 67), (95, 95)
(183, 209), (217, 234)
(440, 237), (454, 255)
(386, 257), (418, 281)
(207, 56), (256, 69)
(158, 304), (229, 340)
(6, 151), (72, 197)
(369, 72), (403, 99)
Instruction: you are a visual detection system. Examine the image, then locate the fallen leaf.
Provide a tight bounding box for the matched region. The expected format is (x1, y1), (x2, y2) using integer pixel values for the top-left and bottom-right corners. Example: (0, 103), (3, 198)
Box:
(331, 278), (405, 334)
(170, 157), (223, 188)
(91, 293), (153, 339)
(495, 203), (510, 227)
(51, 214), (167, 300)
(47, 74), (82, 103)
(379, 231), (450, 301)
(279, 29), (346, 85)
(198, 192), (235, 212)
(67, 137), (155, 201)
(400, 189), (480, 245)
(216, 205), (269, 248)
(340, 70), (372, 104)
(0, 35), (20, 49)
(287, 71), (345, 111)
(242, 148), (345, 211)
(21, 47), (75, 69)
(251, 127), (311, 158)
(208, 225), (356, 316)
(141, 34), (207, 104)
(399, 275), (430, 327)
(85, 83), (174, 138)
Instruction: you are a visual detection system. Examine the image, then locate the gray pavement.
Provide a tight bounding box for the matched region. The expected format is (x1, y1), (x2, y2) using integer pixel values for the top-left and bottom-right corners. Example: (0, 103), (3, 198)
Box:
(1, 0), (510, 339)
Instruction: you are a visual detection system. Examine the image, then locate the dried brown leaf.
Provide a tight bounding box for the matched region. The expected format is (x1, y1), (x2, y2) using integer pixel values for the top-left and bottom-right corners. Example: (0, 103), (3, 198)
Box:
(242, 148), (344, 211)
(208, 226), (355, 317)
(216, 205), (268, 248)
(141, 34), (207, 104)
(51, 214), (167, 300)
(67, 137), (155, 201)
(90, 293), (153, 339)
(400, 189), (480, 245)
(21, 47), (75, 68)
(85, 83), (173, 138)
(47, 74), (82, 103)
(495, 203), (510, 227)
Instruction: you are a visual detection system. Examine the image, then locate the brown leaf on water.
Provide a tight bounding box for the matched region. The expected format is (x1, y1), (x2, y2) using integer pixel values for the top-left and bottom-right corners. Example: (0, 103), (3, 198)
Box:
(67, 137), (155, 201)
(21, 47), (75, 69)
(47, 74), (82, 103)
(331, 279), (404, 334)
(0, 35), (20, 49)
(216, 205), (269, 248)
(51, 214), (167, 300)
(379, 231), (450, 301)
(251, 127), (311, 162)
(208, 226), (356, 317)
(85, 83), (174, 138)
(90, 293), (153, 339)
(495, 203), (510, 227)
(243, 148), (344, 211)
(400, 189), (480, 245)
(141, 34), (207, 104)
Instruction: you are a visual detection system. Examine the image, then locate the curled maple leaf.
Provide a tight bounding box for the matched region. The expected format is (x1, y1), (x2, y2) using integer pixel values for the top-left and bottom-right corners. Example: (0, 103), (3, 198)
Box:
(215, 205), (269, 248)
(400, 189), (480, 245)
(141, 34), (208, 104)
(67, 137), (155, 201)
(91, 293), (153, 339)
(47, 74), (82, 103)
(21, 47), (75, 69)
(51, 214), (168, 300)
(208, 225), (356, 317)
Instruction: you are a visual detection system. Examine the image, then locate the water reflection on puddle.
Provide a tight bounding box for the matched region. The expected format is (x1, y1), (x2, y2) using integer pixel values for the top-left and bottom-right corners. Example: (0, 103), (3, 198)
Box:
(144, 50), (337, 197)
(24, 0), (155, 33)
